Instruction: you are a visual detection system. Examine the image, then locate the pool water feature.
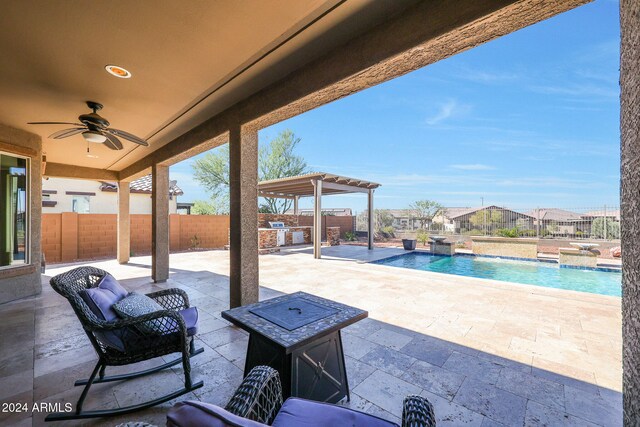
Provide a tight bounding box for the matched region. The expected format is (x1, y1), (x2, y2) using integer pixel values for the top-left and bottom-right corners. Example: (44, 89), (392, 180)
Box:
(373, 253), (621, 297)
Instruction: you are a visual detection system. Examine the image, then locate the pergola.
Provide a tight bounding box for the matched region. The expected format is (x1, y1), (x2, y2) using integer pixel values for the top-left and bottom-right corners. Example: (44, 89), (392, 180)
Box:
(258, 172), (380, 259)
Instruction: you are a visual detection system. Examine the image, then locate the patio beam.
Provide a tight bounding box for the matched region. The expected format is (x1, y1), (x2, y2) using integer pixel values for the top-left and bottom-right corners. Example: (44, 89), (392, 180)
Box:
(321, 181), (370, 194)
(368, 188), (374, 250)
(621, 0), (640, 422)
(313, 179), (322, 259)
(117, 180), (130, 264)
(151, 164), (169, 283)
(229, 124), (259, 308)
(45, 162), (118, 181)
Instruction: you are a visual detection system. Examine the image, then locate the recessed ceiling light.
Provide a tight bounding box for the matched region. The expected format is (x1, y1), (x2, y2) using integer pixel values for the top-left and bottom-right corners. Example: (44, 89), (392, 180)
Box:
(105, 64), (132, 79)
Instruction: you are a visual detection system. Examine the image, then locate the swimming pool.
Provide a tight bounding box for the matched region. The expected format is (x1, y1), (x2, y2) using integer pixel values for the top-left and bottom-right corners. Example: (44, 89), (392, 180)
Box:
(373, 253), (622, 297)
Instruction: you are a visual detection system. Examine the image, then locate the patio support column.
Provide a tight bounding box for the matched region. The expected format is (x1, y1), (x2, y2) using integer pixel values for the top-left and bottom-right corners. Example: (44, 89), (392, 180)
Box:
(117, 180), (130, 264)
(229, 125), (259, 308)
(621, 0), (640, 423)
(368, 188), (374, 250)
(294, 196), (299, 215)
(313, 180), (322, 259)
(151, 164), (169, 283)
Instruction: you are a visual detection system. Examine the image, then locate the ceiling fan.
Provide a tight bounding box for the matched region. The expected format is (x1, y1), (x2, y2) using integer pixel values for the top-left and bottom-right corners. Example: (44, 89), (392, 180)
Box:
(28, 101), (149, 150)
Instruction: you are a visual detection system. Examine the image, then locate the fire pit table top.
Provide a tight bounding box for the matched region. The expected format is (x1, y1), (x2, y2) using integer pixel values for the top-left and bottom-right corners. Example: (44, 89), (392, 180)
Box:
(221, 291), (367, 352)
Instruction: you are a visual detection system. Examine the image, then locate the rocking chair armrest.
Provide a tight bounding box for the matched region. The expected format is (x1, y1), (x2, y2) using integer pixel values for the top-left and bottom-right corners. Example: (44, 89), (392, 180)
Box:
(146, 288), (190, 311)
(225, 366), (283, 424)
(402, 395), (436, 427)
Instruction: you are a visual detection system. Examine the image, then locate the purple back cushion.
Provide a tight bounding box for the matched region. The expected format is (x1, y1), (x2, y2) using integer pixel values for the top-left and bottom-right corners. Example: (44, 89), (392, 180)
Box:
(79, 274), (128, 321)
(167, 401), (267, 427)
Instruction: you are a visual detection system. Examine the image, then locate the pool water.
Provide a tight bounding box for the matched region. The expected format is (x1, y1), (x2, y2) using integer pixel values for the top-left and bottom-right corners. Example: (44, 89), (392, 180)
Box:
(373, 253), (622, 297)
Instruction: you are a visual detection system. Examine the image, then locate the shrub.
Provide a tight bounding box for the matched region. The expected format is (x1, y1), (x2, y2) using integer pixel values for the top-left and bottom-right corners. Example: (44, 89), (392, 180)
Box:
(496, 227), (519, 238)
(380, 226), (395, 238)
(455, 240), (466, 249)
(344, 231), (358, 241)
(190, 235), (201, 250)
(465, 229), (484, 236)
(518, 229), (536, 237)
(416, 229), (429, 246)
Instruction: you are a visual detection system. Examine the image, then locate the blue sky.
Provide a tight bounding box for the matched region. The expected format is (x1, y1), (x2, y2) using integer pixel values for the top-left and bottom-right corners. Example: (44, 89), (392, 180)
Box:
(171, 1), (620, 213)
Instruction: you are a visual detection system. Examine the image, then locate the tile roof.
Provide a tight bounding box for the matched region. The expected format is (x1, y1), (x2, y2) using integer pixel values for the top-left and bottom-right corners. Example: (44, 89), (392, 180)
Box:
(100, 174), (183, 196)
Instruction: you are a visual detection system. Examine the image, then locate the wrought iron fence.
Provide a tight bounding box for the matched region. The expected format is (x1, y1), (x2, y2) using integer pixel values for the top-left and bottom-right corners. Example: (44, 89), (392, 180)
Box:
(355, 205), (621, 241)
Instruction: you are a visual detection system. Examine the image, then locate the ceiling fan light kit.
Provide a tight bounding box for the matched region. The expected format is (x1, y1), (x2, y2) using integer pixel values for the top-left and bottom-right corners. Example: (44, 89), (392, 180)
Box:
(27, 101), (148, 151)
(82, 130), (107, 143)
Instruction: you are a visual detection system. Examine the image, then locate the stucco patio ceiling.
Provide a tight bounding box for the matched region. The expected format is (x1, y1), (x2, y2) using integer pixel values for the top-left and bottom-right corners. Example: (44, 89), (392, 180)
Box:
(0, 0), (419, 172)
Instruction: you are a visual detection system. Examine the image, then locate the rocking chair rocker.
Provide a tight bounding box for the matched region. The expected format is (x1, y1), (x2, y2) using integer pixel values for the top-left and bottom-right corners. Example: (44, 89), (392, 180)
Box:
(46, 266), (204, 422)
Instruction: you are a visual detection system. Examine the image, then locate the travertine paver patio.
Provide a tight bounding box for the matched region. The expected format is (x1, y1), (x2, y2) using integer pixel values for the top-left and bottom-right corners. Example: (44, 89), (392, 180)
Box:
(0, 247), (622, 426)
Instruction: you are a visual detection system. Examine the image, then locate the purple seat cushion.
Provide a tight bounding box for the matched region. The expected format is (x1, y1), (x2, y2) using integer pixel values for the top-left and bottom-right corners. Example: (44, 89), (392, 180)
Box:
(272, 398), (399, 427)
(179, 307), (199, 336)
(167, 400), (268, 427)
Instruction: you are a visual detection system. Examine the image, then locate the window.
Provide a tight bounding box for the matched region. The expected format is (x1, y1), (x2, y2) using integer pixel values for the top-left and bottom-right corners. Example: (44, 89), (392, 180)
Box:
(0, 152), (29, 268)
(72, 196), (90, 213)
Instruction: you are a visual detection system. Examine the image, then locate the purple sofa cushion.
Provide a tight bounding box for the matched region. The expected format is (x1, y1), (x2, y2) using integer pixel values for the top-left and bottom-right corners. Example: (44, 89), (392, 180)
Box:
(167, 400), (268, 427)
(272, 397), (399, 427)
(179, 307), (199, 336)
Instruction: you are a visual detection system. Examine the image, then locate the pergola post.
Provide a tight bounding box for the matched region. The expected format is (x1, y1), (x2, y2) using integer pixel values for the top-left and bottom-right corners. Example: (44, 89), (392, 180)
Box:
(313, 179), (322, 259)
(621, 0), (640, 422)
(229, 125), (259, 308)
(294, 195), (299, 215)
(368, 188), (374, 250)
(117, 180), (130, 264)
(151, 164), (169, 283)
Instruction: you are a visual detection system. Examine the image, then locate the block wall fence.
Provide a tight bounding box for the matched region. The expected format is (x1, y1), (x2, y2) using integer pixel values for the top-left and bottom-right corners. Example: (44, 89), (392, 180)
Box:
(41, 213), (353, 264)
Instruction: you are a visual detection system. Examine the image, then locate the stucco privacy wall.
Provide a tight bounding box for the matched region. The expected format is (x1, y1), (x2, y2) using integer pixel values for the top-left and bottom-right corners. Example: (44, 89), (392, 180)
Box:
(297, 215), (354, 240)
(0, 123), (42, 304)
(621, 0), (639, 422)
(41, 213), (230, 263)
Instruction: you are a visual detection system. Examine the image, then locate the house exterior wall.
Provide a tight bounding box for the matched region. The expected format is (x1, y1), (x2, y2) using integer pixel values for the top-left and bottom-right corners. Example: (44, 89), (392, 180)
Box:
(42, 177), (178, 214)
(0, 123), (42, 304)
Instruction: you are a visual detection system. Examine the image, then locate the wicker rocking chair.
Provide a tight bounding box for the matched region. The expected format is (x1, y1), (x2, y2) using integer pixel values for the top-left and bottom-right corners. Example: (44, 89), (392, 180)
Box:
(46, 266), (204, 422)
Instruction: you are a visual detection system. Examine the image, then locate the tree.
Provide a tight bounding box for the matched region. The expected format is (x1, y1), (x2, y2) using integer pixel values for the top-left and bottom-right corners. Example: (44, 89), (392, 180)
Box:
(469, 209), (503, 233)
(591, 217), (620, 239)
(258, 130), (308, 213)
(191, 129), (308, 214)
(191, 196), (228, 215)
(409, 200), (443, 229)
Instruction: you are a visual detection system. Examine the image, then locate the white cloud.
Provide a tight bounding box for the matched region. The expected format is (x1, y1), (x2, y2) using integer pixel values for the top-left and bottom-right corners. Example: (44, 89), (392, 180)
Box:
(450, 164), (495, 171)
(425, 99), (471, 125)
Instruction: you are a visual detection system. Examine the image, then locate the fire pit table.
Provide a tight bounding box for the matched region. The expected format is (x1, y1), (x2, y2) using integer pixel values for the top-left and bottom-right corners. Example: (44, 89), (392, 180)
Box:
(221, 291), (367, 404)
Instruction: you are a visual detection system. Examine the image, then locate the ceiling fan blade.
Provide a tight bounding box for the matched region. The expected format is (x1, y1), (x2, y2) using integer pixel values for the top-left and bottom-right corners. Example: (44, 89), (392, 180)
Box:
(48, 127), (86, 139)
(106, 128), (149, 146)
(28, 121), (84, 126)
(103, 133), (123, 150)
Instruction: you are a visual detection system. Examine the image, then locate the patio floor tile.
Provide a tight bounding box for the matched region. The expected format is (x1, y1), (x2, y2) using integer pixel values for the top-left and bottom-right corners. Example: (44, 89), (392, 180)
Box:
(495, 367), (565, 411)
(360, 345), (417, 378)
(453, 377), (527, 426)
(352, 369), (421, 417)
(401, 360), (465, 400)
(367, 327), (413, 350)
(442, 351), (503, 386)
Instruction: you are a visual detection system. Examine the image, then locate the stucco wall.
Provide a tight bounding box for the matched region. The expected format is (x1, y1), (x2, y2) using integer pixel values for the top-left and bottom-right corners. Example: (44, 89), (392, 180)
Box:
(0, 123), (42, 304)
(42, 177), (178, 214)
(471, 236), (539, 259)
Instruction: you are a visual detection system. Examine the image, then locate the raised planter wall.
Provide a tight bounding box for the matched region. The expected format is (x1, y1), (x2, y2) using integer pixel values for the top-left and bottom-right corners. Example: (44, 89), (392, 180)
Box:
(471, 236), (539, 259)
(558, 248), (598, 268)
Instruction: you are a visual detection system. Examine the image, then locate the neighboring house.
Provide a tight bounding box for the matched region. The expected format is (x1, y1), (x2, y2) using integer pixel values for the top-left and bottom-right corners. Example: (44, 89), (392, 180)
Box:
(291, 208), (353, 216)
(385, 209), (422, 230)
(177, 202), (195, 215)
(436, 206), (535, 233)
(523, 208), (584, 236)
(42, 175), (183, 214)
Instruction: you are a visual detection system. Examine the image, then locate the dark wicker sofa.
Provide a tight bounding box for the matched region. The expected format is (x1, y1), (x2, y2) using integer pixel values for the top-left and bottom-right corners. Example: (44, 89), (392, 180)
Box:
(46, 266), (204, 422)
(168, 366), (436, 427)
